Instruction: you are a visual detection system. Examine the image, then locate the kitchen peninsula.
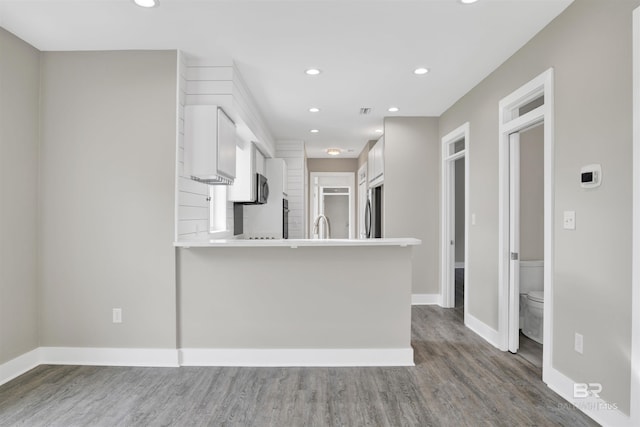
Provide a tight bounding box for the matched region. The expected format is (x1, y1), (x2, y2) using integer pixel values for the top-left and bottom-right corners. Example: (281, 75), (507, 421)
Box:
(175, 238), (420, 367)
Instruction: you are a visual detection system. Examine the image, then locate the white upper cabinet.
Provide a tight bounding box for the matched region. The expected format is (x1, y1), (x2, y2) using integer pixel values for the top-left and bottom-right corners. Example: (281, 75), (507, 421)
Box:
(228, 142), (257, 202)
(184, 105), (236, 185)
(368, 136), (384, 187)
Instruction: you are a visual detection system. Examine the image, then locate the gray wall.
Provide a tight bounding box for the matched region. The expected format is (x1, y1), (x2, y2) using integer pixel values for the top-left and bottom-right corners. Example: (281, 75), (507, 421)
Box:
(178, 246), (412, 348)
(439, 0), (638, 413)
(307, 158), (358, 174)
(0, 28), (40, 365)
(39, 51), (178, 348)
(384, 117), (440, 295)
(519, 124), (544, 261)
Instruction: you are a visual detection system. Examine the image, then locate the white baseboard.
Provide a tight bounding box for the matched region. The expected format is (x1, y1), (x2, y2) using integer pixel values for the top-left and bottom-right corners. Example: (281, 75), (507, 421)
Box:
(0, 348), (41, 387)
(544, 365), (632, 426)
(464, 312), (502, 350)
(179, 348), (415, 367)
(411, 293), (442, 306)
(40, 347), (180, 367)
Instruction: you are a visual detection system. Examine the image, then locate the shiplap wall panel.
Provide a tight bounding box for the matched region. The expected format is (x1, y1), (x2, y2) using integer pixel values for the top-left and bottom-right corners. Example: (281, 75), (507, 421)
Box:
(185, 66), (234, 81)
(177, 62), (240, 240)
(176, 56), (213, 239)
(185, 81), (233, 95)
(178, 219), (209, 236)
(276, 141), (305, 239)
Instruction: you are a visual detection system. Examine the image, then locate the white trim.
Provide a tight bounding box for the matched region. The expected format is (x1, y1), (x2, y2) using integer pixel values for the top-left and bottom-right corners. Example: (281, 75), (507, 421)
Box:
(498, 69), (554, 365)
(631, 7), (640, 426)
(454, 261), (465, 269)
(0, 349), (41, 387)
(179, 348), (415, 367)
(464, 313), (501, 350)
(40, 347), (180, 367)
(545, 366), (633, 426)
(309, 172), (356, 239)
(411, 293), (442, 305)
(440, 122), (470, 311)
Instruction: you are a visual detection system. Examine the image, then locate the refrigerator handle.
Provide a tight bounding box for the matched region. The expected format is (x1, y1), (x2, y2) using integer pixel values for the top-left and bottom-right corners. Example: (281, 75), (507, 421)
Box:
(365, 199), (372, 238)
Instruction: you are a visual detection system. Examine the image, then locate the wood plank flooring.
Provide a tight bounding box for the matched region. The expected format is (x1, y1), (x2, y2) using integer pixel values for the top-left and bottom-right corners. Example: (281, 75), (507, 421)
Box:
(0, 306), (597, 426)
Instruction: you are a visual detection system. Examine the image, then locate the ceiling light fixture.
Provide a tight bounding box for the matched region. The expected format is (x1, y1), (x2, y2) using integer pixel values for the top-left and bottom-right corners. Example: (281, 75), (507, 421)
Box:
(375, 129), (383, 134)
(414, 67), (430, 75)
(388, 107), (399, 112)
(305, 68), (321, 76)
(326, 148), (341, 156)
(133, 0), (159, 8)
(309, 107), (320, 113)
(460, 0), (478, 4)
(310, 129), (320, 133)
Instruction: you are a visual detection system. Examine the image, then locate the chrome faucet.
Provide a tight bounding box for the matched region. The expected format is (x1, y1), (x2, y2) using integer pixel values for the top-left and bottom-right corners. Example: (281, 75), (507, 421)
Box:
(313, 214), (331, 239)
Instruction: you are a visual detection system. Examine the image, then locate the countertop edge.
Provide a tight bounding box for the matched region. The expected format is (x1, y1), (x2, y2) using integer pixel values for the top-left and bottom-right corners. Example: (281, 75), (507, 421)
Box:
(174, 238), (421, 248)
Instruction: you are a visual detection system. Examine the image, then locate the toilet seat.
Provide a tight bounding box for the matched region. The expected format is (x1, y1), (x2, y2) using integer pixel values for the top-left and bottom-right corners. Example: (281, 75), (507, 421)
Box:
(528, 291), (544, 303)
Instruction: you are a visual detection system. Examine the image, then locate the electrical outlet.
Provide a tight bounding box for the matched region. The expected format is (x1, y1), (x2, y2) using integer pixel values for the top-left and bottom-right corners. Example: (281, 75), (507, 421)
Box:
(112, 308), (122, 324)
(575, 332), (583, 354)
(471, 213), (476, 226)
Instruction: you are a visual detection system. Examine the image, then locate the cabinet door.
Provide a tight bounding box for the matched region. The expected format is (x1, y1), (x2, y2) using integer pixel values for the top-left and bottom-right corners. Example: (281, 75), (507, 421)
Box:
(367, 146), (375, 182)
(228, 142), (256, 202)
(216, 108), (237, 180)
(376, 136), (384, 181)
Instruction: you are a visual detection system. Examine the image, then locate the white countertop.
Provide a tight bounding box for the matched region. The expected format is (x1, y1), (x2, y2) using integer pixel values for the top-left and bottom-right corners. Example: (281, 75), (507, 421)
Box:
(174, 238), (421, 248)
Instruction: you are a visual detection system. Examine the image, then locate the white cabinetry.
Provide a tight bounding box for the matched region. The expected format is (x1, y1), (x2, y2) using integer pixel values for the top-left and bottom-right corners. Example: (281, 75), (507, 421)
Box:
(184, 105), (236, 184)
(244, 158), (288, 238)
(228, 142), (256, 202)
(368, 136), (384, 187)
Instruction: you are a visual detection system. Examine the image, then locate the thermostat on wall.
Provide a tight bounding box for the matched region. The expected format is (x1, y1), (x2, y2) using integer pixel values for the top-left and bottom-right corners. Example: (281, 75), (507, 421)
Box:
(580, 164), (602, 189)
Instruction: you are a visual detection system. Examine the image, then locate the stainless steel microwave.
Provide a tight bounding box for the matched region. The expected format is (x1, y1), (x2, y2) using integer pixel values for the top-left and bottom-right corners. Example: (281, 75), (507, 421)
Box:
(256, 173), (269, 204)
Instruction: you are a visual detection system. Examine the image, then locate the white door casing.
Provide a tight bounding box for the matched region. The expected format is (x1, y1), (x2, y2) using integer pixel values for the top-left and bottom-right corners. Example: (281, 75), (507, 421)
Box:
(441, 123), (470, 311)
(498, 69), (554, 372)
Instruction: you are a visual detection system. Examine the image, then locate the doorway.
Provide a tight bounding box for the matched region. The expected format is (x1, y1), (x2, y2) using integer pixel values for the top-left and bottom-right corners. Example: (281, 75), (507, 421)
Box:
(441, 123), (469, 314)
(510, 121), (545, 368)
(498, 69), (554, 378)
(309, 172), (355, 239)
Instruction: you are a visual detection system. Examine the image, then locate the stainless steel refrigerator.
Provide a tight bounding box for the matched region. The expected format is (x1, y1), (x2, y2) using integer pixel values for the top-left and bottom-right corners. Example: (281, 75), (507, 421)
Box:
(365, 185), (383, 238)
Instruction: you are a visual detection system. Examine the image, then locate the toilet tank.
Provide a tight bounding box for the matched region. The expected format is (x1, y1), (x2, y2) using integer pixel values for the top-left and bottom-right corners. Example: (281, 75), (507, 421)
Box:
(520, 260), (544, 294)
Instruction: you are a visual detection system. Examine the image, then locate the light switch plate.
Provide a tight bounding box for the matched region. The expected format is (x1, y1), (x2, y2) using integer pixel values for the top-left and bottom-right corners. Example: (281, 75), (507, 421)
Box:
(563, 211), (576, 230)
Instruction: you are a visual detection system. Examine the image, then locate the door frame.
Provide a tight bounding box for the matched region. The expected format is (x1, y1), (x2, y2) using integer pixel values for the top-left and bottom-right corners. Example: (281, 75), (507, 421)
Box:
(441, 123), (470, 310)
(498, 68), (554, 372)
(631, 7), (640, 425)
(309, 172), (356, 239)
(319, 186), (351, 239)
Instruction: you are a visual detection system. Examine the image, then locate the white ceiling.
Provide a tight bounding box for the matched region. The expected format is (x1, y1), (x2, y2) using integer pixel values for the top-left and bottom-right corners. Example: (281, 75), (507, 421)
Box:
(0, 0), (572, 158)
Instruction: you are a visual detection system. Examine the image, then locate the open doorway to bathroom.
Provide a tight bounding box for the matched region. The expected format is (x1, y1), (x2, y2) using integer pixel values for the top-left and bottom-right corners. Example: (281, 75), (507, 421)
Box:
(513, 120), (545, 369)
(498, 68), (554, 379)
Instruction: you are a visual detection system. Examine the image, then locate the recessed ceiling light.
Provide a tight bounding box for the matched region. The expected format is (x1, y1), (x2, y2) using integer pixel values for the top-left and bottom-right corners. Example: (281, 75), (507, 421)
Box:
(133, 0), (159, 7)
(326, 148), (341, 156)
(388, 107), (399, 112)
(310, 129), (320, 133)
(414, 67), (430, 75)
(375, 129), (383, 134)
(460, 0), (478, 4)
(305, 68), (321, 76)
(309, 107), (320, 113)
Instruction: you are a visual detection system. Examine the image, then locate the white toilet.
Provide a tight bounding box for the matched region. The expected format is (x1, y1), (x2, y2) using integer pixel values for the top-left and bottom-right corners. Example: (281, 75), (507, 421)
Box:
(519, 260), (544, 344)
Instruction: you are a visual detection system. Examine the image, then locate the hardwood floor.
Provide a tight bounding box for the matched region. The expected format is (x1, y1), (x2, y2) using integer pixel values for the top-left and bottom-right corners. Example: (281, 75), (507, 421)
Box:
(0, 307), (597, 427)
